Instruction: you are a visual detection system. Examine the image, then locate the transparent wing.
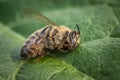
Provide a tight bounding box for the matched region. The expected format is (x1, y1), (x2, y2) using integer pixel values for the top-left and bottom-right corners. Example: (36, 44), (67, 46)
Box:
(24, 9), (59, 27)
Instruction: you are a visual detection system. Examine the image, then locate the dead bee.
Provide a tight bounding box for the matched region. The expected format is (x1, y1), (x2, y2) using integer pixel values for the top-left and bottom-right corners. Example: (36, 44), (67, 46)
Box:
(20, 10), (80, 58)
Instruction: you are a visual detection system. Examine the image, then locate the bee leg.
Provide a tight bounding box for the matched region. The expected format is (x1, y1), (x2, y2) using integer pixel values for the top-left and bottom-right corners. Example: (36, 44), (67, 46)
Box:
(33, 49), (47, 63)
(46, 29), (58, 50)
(45, 27), (53, 46)
(58, 31), (69, 50)
(63, 31), (69, 43)
(52, 29), (58, 37)
(58, 42), (71, 51)
(51, 29), (59, 49)
(33, 43), (47, 63)
(46, 35), (53, 50)
(33, 56), (41, 63)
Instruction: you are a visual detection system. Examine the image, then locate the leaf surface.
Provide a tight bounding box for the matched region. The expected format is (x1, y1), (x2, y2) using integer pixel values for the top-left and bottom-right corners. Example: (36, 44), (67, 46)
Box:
(0, 0), (120, 80)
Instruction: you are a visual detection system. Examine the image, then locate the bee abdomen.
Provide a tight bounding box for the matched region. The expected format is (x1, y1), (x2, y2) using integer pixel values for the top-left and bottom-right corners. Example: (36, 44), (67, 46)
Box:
(23, 26), (51, 48)
(52, 29), (58, 37)
(23, 34), (38, 49)
(20, 44), (29, 58)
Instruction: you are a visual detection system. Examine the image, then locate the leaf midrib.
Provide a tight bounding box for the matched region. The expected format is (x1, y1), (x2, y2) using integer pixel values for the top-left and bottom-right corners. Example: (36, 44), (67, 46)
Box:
(11, 61), (25, 80)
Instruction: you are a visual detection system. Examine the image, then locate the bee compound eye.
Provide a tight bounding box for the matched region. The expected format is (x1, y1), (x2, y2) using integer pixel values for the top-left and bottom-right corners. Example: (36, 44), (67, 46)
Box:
(72, 31), (76, 38)
(69, 31), (76, 42)
(70, 31), (76, 38)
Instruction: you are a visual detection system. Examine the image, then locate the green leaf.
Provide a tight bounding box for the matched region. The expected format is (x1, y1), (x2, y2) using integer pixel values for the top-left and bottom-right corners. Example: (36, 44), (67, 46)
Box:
(0, 24), (93, 80)
(0, 0), (120, 80)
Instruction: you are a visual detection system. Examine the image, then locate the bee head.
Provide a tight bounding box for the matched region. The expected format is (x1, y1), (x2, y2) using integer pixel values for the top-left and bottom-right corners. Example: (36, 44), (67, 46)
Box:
(69, 24), (80, 48)
(20, 44), (39, 58)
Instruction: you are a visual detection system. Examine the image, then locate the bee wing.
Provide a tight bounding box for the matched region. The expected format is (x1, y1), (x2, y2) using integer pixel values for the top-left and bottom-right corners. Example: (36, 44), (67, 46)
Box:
(24, 9), (59, 27)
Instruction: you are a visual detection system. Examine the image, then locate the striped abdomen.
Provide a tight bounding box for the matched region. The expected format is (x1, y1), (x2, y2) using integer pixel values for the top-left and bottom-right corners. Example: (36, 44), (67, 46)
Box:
(20, 26), (52, 58)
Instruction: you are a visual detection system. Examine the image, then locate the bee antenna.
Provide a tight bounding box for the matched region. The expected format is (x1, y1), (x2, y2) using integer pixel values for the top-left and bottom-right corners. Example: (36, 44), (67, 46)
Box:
(76, 24), (80, 34)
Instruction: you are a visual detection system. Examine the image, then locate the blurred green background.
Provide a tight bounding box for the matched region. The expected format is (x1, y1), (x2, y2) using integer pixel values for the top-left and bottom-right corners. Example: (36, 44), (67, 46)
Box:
(0, 0), (120, 80)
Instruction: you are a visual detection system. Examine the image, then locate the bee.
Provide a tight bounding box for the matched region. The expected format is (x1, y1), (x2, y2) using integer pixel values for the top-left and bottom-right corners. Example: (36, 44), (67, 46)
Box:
(20, 10), (80, 58)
